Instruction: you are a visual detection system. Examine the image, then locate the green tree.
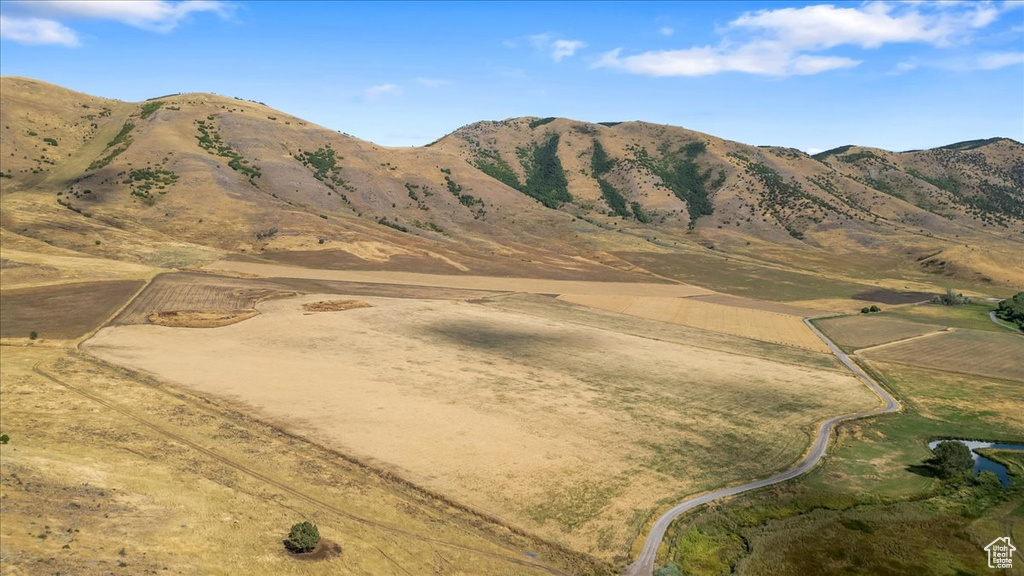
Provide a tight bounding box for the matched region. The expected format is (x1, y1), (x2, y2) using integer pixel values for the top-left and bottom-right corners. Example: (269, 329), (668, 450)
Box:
(929, 441), (974, 480)
(284, 521), (320, 553)
(29, 331), (38, 340)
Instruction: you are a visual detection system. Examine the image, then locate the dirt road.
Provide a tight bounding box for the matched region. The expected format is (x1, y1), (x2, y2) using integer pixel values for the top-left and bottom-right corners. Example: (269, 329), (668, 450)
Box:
(624, 317), (900, 576)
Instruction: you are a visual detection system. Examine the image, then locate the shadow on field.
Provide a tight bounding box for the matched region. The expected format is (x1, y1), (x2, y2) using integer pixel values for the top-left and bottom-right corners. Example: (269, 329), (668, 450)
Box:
(905, 463), (940, 479)
(420, 320), (589, 357)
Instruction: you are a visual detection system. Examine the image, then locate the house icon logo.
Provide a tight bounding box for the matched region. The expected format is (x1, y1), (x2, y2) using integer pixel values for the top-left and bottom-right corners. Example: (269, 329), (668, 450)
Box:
(985, 537), (1015, 569)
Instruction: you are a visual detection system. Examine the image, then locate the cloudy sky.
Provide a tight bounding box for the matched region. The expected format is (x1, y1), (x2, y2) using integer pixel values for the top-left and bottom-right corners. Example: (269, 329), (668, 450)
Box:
(1, 1), (1021, 152)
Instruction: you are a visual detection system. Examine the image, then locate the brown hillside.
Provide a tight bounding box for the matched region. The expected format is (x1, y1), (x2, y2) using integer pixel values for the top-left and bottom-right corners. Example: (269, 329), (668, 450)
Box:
(2, 77), (1021, 295)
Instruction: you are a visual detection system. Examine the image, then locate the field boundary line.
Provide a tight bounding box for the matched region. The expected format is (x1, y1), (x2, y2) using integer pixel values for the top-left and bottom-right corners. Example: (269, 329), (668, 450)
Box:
(30, 361), (573, 576)
(623, 317), (901, 576)
(851, 327), (953, 354)
(73, 275), (156, 346)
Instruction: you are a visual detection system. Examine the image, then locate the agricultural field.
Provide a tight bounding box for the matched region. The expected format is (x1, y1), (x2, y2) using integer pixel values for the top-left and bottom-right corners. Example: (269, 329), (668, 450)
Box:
(884, 301), (1007, 332)
(0, 347), (582, 576)
(656, 359), (1024, 576)
(113, 272), (293, 325)
(0, 279), (143, 340)
(859, 328), (1024, 382)
(557, 294), (828, 352)
(814, 315), (944, 351)
(205, 259), (714, 298)
(84, 291), (878, 563)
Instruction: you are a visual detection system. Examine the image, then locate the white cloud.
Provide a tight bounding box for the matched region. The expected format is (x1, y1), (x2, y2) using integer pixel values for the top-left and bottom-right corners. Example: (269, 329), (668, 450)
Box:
(6, 0), (232, 32)
(595, 44), (859, 77)
(0, 1), (231, 46)
(528, 32), (586, 61)
(550, 39), (585, 61)
(415, 77), (449, 88)
(658, 26), (675, 37)
(0, 16), (79, 46)
(363, 84), (400, 101)
(888, 59), (920, 75)
(595, 2), (1009, 77)
(975, 51), (1024, 69)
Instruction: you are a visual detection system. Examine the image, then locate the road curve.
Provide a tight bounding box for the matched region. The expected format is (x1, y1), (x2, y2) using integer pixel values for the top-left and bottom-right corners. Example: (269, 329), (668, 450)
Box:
(989, 311), (1022, 333)
(624, 317), (900, 576)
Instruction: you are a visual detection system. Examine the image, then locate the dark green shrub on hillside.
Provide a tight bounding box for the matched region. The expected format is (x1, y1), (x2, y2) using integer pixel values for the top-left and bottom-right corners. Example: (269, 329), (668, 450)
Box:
(43, 137), (58, 146)
(631, 201), (651, 223)
(521, 134), (571, 208)
(647, 143), (715, 226)
(472, 149), (522, 190)
(597, 179), (629, 218)
(528, 117), (556, 129)
(108, 123), (135, 148)
(284, 521), (320, 553)
(140, 101), (164, 119)
(590, 140), (615, 176)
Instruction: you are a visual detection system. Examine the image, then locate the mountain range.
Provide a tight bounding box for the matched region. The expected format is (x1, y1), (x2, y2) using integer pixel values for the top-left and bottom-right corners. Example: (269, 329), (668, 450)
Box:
(2, 76), (1021, 296)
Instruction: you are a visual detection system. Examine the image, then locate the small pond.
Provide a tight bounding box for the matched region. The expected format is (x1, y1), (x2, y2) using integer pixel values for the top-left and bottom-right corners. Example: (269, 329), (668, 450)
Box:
(928, 439), (1024, 487)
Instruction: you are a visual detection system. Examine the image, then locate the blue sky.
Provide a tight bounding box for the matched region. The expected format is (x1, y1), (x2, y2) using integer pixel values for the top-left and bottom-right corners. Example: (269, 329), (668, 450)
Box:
(1, 1), (1022, 152)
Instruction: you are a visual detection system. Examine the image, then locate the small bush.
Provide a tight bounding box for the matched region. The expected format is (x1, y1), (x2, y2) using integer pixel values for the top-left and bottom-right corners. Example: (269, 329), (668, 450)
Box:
(284, 521), (320, 553)
(654, 564), (684, 576)
(0, 434), (9, 444)
(29, 331), (38, 340)
(933, 288), (971, 306)
(870, 305), (880, 313)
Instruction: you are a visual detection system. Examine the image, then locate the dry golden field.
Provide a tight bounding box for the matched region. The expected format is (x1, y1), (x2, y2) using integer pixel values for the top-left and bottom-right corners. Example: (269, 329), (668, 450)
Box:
(814, 315), (946, 351)
(859, 329), (1024, 382)
(556, 294), (828, 352)
(0, 347), (589, 576)
(84, 291), (878, 562)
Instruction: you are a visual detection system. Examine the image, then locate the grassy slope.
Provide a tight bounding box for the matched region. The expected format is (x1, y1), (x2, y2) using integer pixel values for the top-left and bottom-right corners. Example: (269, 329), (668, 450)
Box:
(656, 300), (1024, 576)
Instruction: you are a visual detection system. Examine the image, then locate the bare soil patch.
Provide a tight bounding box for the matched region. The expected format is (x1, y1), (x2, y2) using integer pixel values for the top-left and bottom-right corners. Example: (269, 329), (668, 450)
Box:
(302, 300), (371, 312)
(115, 271), (503, 327)
(0, 279), (143, 339)
(852, 289), (934, 305)
(147, 310), (260, 328)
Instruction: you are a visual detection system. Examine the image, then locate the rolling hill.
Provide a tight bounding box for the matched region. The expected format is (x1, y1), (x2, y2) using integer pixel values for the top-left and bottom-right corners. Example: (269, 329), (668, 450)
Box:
(2, 76), (1022, 295)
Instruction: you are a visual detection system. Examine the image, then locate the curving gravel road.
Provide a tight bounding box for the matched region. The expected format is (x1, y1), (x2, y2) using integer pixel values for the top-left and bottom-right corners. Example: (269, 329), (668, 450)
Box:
(624, 318), (901, 576)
